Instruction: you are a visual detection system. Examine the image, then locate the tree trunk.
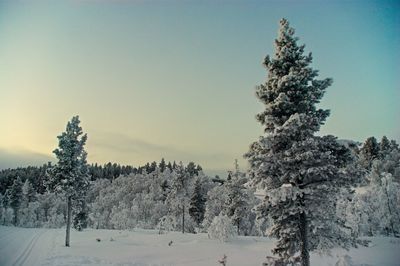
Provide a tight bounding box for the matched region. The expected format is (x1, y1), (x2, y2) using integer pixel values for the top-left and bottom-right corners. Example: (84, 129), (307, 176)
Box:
(299, 212), (310, 266)
(66, 196), (72, 247)
(182, 204), (185, 234)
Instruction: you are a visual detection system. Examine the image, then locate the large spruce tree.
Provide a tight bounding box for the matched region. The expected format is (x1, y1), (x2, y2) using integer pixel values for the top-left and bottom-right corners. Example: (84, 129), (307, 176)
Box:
(245, 19), (356, 265)
(47, 116), (89, 247)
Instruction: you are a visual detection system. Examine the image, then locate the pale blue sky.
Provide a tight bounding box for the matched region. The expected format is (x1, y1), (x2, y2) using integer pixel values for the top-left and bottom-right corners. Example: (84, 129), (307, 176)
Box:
(0, 0), (399, 176)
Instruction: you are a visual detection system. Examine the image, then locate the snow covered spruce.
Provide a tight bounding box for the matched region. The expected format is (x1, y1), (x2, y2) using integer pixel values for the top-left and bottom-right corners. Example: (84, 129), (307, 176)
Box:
(46, 116), (90, 247)
(244, 19), (359, 266)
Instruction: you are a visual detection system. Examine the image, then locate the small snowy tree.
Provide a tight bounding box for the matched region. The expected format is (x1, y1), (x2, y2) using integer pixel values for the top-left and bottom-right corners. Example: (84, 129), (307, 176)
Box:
(202, 184), (228, 231)
(22, 179), (36, 208)
(245, 19), (356, 265)
(47, 116), (89, 246)
(223, 160), (253, 235)
(358, 171), (400, 236)
(166, 162), (192, 233)
(208, 214), (237, 242)
(359, 137), (380, 170)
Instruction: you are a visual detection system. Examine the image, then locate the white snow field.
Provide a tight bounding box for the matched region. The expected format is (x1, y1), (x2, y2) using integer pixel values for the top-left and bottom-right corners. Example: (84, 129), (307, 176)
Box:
(0, 226), (399, 266)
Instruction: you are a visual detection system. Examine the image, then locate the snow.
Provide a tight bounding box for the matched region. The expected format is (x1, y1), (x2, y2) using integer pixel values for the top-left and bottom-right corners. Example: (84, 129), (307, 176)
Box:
(1, 226), (399, 266)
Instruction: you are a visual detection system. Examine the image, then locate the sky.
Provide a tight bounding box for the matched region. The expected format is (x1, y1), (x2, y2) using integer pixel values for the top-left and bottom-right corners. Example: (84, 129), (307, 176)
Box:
(0, 0), (399, 176)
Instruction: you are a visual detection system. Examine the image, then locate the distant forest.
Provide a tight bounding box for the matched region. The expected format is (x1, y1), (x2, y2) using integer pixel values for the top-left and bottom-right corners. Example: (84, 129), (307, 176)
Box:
(0, 159), (204, 195)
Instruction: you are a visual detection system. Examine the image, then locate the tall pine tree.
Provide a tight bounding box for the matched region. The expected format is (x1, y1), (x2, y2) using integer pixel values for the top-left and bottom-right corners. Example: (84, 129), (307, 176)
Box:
(245, 19), (356, 265)
(47, 116), (89, 247)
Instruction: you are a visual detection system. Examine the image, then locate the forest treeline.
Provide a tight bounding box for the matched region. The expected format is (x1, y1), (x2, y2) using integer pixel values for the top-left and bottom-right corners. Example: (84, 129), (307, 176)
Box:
(0, 159), (203, 195)
(0, 135), (399, 240)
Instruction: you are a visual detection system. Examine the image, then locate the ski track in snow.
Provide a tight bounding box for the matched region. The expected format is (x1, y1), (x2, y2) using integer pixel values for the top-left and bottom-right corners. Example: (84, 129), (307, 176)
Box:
(0, 227), (56, 266)
(12, 229), (46, 266)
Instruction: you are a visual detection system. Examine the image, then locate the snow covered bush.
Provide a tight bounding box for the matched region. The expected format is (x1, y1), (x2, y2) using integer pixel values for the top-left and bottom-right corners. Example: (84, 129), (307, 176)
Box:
(345, 173), (400, 237)
(202, 184), (228, 231)
(19, 202), (41, 227)
(208, 214), (237, 242)
(335, 255), (355, 266)
(157, 215), (175, 234)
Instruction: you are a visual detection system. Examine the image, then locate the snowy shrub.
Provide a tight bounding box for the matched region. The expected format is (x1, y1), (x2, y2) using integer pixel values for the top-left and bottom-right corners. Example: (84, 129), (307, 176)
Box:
(19, 202), (41, 227)
(202, 185), (227, 231)
(344, 172), (400, 237)
(208, 214), (237, 242)
(45, 213), (66, 228)
(110, 204), (136, 230)
(157, 216), (175, 234)
(335, 255), (354, 266)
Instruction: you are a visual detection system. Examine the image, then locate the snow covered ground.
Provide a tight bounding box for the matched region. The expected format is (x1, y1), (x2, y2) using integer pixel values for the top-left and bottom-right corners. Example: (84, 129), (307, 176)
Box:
(0, 226), (399, 266)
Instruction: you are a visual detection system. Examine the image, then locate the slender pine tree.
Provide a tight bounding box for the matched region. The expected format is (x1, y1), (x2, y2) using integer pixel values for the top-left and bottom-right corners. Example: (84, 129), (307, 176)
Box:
(47, 116), (89, 247)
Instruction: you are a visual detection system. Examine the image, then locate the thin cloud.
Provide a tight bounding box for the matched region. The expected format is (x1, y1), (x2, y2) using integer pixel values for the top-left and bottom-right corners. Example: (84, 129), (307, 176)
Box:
(89, 130), (233, 166)
(0, 148), (53, 170)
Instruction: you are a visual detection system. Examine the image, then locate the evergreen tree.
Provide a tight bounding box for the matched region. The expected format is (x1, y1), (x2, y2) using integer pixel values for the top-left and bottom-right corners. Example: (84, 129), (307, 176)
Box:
(22, 179), (36, 208)
(149, 161), (157, 173)
(189, 177), (206, 226)
(359, 137), (380, 169)
(186, 162), (198, 177)
(159, 158), (166, 172)
(9, 176), (23, 225)
(223, 160), (251, 235)
(245, 19), (355, 265)
(47, 116), (89, 247)
(379, 136), (391, 159)
(167, 162), (173, 172)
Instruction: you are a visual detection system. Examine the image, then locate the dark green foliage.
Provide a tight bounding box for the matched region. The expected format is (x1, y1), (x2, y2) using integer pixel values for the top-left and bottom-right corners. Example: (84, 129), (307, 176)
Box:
(185, 162), (202, 177)
(9, 176), (23, 225)
(73, 198), (88, 231)
(159, 158), (166, 172)
(0, 163), (51, 195)
(379, 136), (391, 157)
(189, 178), (206, 225)
(359, 137), (380, 169)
